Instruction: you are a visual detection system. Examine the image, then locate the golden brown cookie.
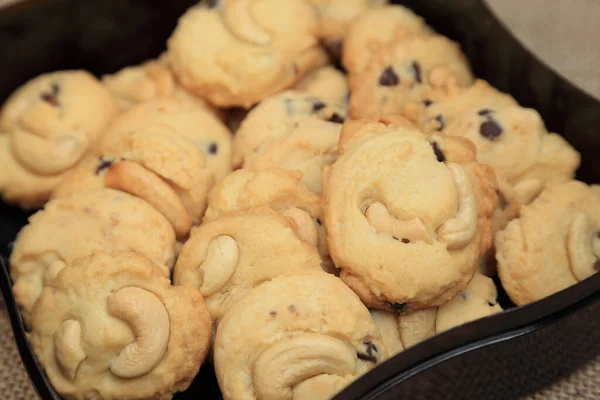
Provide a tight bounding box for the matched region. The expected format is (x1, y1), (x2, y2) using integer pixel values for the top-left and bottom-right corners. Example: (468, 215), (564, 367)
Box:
(349, 34), (474, 119)
(203, 168), (333, 271)
(10, 189), (176, 323)
(0, 70), (119, 207)
(232, 90), (346, 168)
(102, 56), (225, 119)
(214, 270), (387, 400)
(173, 208), (323, 323)
(343, 5), (432, 76)
(496, 181), (600, 306)
(406, 79), (580, 206)
(52, 129), (212, 238)
(167, 0), (326, 107)
(323, 118), (497, 313)
(244, 118), (342, 194)
(372, 272), (502, 355)
(29, 251), (212, 400)
(305, 0), (389, 51)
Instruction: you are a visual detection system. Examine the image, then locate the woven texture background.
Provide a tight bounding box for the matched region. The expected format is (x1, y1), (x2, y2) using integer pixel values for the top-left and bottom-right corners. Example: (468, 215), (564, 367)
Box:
(1, 0), (599, 398)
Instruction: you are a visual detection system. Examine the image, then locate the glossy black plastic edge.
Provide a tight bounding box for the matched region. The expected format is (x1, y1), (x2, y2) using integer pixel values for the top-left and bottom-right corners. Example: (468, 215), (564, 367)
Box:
(335, 273), (600, 400)
(0, 0), (599, 399)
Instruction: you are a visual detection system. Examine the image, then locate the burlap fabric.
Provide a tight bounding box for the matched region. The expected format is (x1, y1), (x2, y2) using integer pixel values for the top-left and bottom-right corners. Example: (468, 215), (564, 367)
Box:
(0, 0), (599, 398)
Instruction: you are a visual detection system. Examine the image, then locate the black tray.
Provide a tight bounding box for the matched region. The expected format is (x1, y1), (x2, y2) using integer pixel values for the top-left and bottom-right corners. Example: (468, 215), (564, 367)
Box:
(1, 1), (599, 399)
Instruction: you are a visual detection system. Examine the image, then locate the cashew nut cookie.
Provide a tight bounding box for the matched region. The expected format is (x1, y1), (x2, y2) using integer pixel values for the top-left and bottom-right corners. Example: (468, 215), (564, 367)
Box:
(405, 79), (580, 208)
(29, 251), (212, 400)
(0, 70), (119, 208)
(244, 118), (342, 194)
(232, 89), (347, 168)
(173, 208), (323, 323)
(166, 0), (326, 108)
(214, 270), (388, 400)
(342, 5), (433, 76)
(371, 272), (502, 356)
(496, 180), (600, 306)
(304, 0), (388, 51)
(102, 56), (225, 119)
(349, 34), (474, 119)
(10, 189), (176, 324)
(202, 168), (332, 271)
(323, 118), (498, 313)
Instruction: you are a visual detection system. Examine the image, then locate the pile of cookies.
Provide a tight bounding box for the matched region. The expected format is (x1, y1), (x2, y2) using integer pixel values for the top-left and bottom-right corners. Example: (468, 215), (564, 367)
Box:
(1, 1), (598, 399)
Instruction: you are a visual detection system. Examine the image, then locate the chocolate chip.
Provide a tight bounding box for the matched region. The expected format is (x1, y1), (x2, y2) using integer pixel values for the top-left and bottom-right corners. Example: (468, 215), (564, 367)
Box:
(357, 341), (379, 363)
(392, 236), (399, 241)
(269, 311), (277, 317)
(478, 109), (494, 116)
(311, 100), (326, 112)
(208, 142), (218, 154)
(95, 157), (113, 175)
(378, 66), (399, 87)
(316, 218), (322, 226)
(401, 238), (410, 244)
(412, 61), (423, 84)
(488, 301), (497, 307)
(288, 305), (296, 312)
(430, 142), (446, 163)
(41, 93), (59, 106)
(327, 113), (345, 124)
(594, 259), (600, 272)
(41, 84), (60, 106)
(386, 302), (407, 315)
(422, 99), (433, 107)
(433, 114), (445, 131)
(461, 292), (469, 301)
(480, 120), (503, 140)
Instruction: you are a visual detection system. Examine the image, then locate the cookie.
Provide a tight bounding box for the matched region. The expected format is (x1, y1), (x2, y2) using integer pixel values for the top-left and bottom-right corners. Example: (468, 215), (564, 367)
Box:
(173, 208), (323, 323)
(343, 5), (432, 76)
(0, 70), (119, 208)
(10, 189), (176, 323)
(167, 0), (326, 108)
(244, 118), (342, 194)
(443, 106), (580, 206)
(203, 168), (332, 271)
(102, 56), (225, 119)
(52, 126), (213, 238)
(349, 34), (474, 119)
(214, 270), (387, 400)
(97, 98), (232, 182)
(232, 90), (346, 168)
(29, 251), (212, 400)
(372, 272), (502, 356)
(323, 118), (498, 313)
(406, 79), (580, 230)
(398, 272), (502, 348)
(496, 180), (600, 306)
(293, 65), (350, 109)
(370, 310), (405, 357)
(204, 169), (320, 222)
(305, 0), (388, 52)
